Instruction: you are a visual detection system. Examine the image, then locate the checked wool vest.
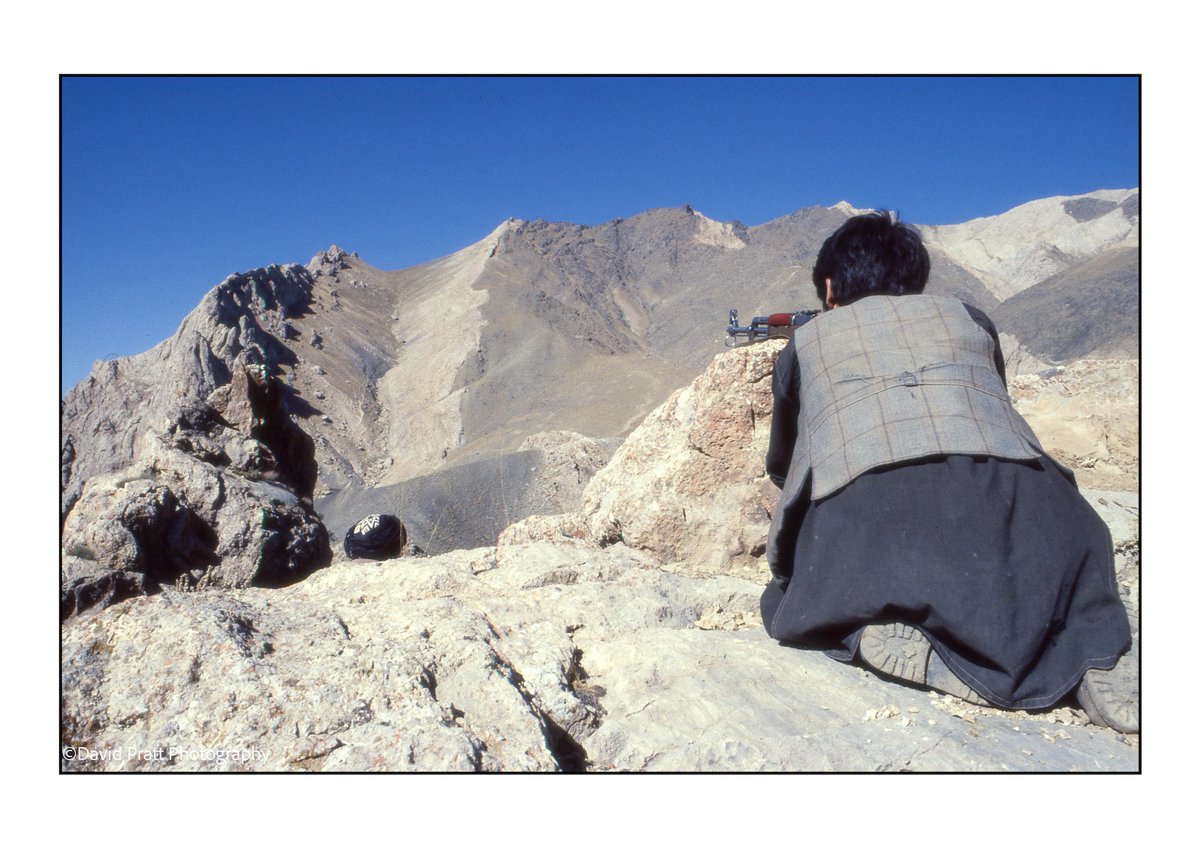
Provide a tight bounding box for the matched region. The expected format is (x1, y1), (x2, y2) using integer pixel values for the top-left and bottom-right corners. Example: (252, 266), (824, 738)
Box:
(792, 294), (1044, 499)
(766, 294), (1047, 572)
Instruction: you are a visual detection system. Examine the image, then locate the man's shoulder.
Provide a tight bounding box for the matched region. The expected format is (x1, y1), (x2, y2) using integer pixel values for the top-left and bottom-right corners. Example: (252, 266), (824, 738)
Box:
(776, 336), (798, 369)
(959, 300), (998, 331)
(773, 336), (800, 390)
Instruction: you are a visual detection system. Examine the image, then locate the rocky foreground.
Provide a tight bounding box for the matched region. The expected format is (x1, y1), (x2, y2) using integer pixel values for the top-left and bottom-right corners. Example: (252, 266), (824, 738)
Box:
(61, 343), (1140, 772)
(61, 531), (1137, 772)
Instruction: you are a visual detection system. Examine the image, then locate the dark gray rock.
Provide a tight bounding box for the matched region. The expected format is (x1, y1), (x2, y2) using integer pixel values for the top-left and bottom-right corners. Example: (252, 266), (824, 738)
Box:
(319, 432), (610, 555)
(993, 246), (1139, 361)
(61, 263), (316, 521)
(61, 364), (330, 618)
(1121, 192), (1140, 220)
(1063, 197), (1119, 222)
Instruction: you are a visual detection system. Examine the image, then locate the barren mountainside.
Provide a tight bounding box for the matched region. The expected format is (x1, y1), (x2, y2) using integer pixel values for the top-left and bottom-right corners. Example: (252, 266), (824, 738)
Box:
(919, 188), (1139, 301)
(992, 246), (1139, 362)
(62, 190), (1140, 555)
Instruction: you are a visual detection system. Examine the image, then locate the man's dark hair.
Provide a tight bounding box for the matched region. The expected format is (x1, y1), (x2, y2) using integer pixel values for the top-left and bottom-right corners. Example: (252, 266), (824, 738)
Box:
(812, 210), (930, 308)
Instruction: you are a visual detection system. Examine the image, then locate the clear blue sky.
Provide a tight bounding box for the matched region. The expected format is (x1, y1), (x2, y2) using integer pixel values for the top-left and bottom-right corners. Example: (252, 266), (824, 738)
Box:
(61, 76), (1139, 391)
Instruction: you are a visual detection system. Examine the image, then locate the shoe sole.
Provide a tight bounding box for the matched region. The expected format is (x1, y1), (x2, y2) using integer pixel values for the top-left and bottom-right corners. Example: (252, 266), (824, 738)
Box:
(1077, 643), (1139, 734)
(859, 623), (987, 705)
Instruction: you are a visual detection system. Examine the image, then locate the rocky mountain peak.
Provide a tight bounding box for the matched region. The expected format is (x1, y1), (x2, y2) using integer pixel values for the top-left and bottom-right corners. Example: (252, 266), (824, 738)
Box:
(831, 200), (872, 217)
(211, 264), (314, 328)
(307, 245), (355, 276)
(61, 262), (319, 526)
(919, 188), (1139, 301)
(688, 208), (749, 250)
(485, 218), (526, 256)
(63, 191), (1140, 574)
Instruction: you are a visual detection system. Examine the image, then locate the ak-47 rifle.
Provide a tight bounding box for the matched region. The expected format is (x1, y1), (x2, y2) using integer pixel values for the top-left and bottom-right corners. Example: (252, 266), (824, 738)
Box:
(725, 308), (819, 346)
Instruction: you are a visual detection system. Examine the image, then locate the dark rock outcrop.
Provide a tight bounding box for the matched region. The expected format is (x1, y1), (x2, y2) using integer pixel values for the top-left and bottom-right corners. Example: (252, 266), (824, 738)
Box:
(992, 246), (1139, 362)
(61, 263), (317, 523)
(61, 363), (330, 618)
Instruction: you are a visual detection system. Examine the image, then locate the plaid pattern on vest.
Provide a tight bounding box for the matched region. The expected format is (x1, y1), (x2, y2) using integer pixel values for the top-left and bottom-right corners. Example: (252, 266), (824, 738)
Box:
(776, 294), (1045, 505)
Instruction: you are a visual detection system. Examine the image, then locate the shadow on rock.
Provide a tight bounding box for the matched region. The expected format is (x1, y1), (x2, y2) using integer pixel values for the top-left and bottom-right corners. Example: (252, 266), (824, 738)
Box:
(61, 365), (331, 619)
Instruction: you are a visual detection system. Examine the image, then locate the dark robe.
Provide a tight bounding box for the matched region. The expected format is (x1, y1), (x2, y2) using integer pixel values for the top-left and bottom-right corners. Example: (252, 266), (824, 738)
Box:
(762, 306), (1131, 710)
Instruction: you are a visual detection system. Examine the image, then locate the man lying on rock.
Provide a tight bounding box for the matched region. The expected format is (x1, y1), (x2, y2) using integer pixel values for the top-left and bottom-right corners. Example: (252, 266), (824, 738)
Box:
(760, 210), (1138, 733)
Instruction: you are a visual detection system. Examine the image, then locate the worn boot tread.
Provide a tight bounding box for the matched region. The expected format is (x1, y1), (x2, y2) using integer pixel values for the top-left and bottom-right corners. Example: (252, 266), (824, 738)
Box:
(859, 623), (988, 706)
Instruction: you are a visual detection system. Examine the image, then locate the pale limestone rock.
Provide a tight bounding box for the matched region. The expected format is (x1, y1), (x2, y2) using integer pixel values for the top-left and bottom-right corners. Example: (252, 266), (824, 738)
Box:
(59, 347), (1139, 772)
(1010, 359), (1139, 492)
(497, 512), (590, 547)
(831, 200), (872, 217)
(582, 339), (783, 578)
(61, 538), (1137, 772)
(373, 235), (492, 483)
(502, 340), (785, 581)
(920, 189), (1139, 301)
(62, 264), (316, 519)
(998, 331), (1051, 376)
(689, 208), (748, 250)
(517, 430), (610, 514)
(1081, 489), (1139, 638)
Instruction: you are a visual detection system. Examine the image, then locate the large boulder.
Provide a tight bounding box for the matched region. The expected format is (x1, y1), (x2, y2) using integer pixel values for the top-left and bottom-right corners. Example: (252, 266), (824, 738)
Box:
(501, 340), (785, 580)
(61, 264), (317, 524)
(1010, 359), (1139, 492)
(502, 344), (1138, 580)
(61, 364), (330, 619)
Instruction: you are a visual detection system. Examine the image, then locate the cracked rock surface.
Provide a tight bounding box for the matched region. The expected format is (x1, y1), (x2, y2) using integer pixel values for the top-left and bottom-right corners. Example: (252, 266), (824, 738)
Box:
(502, 340), (786, 581)
(61, 363), (331, 619)
(61, 533), (1137, 772)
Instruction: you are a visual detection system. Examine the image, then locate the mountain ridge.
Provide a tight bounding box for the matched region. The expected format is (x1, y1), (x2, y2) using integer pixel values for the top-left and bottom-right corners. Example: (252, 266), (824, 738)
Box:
(63, 189), (1140, 552)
